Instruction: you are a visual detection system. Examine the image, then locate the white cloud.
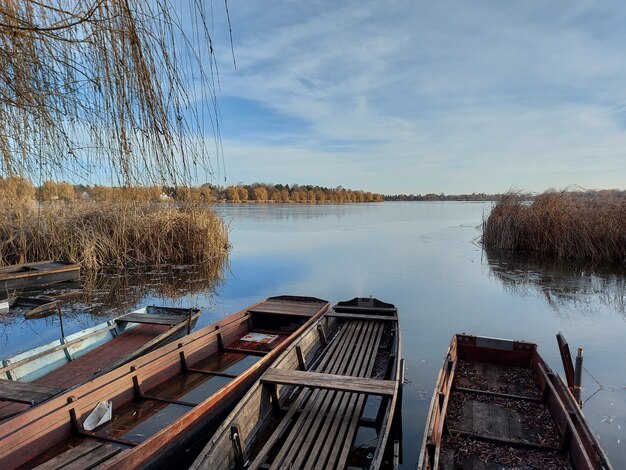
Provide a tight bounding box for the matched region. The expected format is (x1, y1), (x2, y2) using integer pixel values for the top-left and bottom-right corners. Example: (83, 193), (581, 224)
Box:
(209, 0), (626, 193)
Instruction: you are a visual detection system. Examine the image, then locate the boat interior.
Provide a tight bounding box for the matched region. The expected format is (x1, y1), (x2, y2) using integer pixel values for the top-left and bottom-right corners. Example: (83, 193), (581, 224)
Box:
(421, 334), (611, 470)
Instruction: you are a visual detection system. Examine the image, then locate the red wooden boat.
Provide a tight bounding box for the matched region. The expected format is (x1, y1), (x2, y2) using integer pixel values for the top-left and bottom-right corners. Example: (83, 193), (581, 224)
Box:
(418, 334), (612, 470)
(0, 295), (329, 469)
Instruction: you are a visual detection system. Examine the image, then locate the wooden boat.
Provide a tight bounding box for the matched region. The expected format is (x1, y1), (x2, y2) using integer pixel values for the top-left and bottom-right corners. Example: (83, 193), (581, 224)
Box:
(0, 305), (200, 421)
(418, 334), (613, 470)
(192, 297), (403, 470)
(0, 261), (80, 292)
(0, 295), (330, 469)
(0, 296), (61, 318)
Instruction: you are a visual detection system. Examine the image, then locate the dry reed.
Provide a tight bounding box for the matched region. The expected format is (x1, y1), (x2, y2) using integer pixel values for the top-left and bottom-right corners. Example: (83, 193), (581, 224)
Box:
(483, 191), (626, 264)
(0, 200), (230, 270)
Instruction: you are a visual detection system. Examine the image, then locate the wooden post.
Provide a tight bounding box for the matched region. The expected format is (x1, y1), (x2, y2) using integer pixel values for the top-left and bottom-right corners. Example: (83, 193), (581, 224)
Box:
(556, 333), (575, 390)
(57, 303), (65, 338)
(573, 348), (583, 406)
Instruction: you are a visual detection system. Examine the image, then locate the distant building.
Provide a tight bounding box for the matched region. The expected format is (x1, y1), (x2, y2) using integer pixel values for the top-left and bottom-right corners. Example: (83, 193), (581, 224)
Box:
(81, 191), (90, 200)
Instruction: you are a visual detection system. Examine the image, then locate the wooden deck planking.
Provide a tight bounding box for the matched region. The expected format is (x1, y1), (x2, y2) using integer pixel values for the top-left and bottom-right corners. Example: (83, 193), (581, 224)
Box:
(323, 323), (385, 469)
(276, 321), (377, 469)
(248, 321), (361, 470)
(34, 324), (169, 388)
(0, 379), (63, 404)
(301, 322), (382, 470)
(31, 440), (109, 470)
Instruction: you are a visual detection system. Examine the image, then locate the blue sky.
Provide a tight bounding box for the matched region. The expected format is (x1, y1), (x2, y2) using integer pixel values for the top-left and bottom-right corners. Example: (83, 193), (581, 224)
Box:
(207, 0), (626, 194)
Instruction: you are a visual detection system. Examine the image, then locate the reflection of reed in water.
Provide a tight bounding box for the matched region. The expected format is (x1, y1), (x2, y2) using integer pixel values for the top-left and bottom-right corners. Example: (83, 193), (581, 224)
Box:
(485, 247), (626, 315)
(44, 263), (225, 319)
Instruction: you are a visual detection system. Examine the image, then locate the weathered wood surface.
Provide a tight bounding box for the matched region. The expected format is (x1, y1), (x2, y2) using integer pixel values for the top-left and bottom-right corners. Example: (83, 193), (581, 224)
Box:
(0, 379), (63, 404)
(261, 367), (395, 396)
(249, 318), (394, 470)
(117, 312), (188, 325)
(34, 323), (170, 388)
(0, 261), (80, 291)
(32, 440), (122, 470)
(248, 301), (323, 317)
(325, 312), (398, 321)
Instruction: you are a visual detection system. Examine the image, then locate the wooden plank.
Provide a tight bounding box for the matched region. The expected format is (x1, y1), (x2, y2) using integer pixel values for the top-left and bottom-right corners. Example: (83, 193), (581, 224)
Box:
(62, 443), (122, 470)
(454, 386), (543, 402)
(447, 428), (560, 452)
(261, 367), (394, 396)
(32, 440), (103, 470)
(0, 379), (62, 404)
(556, 333), (576, 389)
(117, 313), (187, 326)
(325, 312), (398, 322)
(279, 321), (378, 469)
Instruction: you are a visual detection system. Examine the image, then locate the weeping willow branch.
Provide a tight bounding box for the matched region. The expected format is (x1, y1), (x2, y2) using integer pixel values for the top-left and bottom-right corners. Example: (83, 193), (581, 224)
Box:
(0, 0), (225, 184)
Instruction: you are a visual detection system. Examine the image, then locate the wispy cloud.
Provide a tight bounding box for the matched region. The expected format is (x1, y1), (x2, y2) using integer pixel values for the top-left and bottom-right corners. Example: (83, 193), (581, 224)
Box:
(208, 0), (626, 193)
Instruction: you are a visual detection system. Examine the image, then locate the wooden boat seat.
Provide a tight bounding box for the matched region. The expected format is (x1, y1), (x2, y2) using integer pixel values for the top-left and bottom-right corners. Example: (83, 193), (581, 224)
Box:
(248, 300), (326, 317)
(0, 379), (63, 405)
(325, 312), (398, 322)
(117, 312), (188, 326)
(261, 368), (395, 396)
(250, 319), (389, 470)
(32, 439), (122, 470)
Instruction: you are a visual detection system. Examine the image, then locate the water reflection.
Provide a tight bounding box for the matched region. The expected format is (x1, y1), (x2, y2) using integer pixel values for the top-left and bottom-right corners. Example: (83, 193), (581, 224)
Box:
(0, 263), (225, 356)
(485, 247), (626, 316)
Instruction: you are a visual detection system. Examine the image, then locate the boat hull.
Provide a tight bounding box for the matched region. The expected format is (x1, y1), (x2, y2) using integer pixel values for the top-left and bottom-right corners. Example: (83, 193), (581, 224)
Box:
(0, 261), (80, 292)
(418, 334), (612, 470)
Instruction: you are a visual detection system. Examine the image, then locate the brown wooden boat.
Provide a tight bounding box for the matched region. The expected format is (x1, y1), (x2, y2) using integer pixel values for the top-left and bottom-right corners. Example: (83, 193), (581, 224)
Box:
(0, 261), (80, 293)
(418, 334), (613, 470)
(0, 305), (200, 422)
(191, 297), (403, 470)
(0, 295), (329, 469)
(0, 296), (60, 318)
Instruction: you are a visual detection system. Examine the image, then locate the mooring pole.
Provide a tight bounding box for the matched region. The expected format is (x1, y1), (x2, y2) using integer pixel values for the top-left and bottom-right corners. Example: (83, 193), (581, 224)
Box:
(57, 303), (65, 338)
(187, 308), (193, 335)
(573, 348), (583, 406)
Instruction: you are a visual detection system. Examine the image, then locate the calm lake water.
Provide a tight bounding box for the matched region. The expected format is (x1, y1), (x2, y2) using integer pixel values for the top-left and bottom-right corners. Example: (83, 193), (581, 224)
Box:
(2, 201), (625, 467)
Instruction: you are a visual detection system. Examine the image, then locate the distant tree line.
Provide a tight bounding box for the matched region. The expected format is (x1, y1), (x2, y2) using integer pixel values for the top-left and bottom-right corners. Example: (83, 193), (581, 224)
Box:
(0, 178), (384, 203)
(384, 192), (500, 201)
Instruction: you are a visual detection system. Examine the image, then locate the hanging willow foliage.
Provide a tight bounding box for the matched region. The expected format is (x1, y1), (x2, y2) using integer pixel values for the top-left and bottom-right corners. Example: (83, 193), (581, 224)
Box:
(0, 0), (226, 184)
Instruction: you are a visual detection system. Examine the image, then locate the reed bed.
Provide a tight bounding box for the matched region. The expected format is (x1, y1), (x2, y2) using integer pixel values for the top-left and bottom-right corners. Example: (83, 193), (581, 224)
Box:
(0, 200), (229, 270)
(483, 191), (626, 264)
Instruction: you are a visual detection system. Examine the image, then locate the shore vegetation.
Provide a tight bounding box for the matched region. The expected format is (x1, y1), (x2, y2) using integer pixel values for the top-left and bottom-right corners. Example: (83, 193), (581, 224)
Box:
(483, 190), (626, 265)
(0, 177), (229, 270)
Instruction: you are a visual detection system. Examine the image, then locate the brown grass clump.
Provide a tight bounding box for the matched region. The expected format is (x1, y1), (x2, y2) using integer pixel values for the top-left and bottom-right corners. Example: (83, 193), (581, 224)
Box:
(0, 200), (229, 270)
(483, 190), (626, 264)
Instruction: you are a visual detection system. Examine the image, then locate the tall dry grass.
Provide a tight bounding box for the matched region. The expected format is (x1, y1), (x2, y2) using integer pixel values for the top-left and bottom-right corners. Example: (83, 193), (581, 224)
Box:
(483, 191), (626, 264)
(0, 200), (229, 270)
